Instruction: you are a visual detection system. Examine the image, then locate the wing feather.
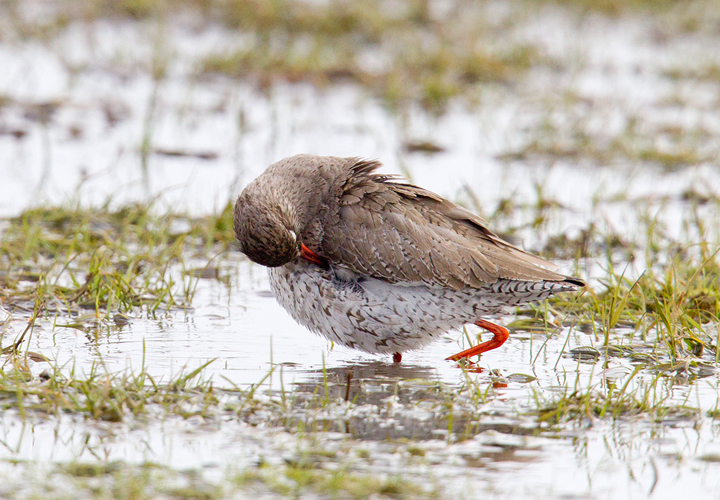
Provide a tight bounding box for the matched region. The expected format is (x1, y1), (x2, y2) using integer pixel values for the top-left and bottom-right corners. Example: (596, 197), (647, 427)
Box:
(320, 159), (569, 289)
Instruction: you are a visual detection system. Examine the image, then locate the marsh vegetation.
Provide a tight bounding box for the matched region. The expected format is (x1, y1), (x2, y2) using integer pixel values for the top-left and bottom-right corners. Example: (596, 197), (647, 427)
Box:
(1, 0), (720, 498)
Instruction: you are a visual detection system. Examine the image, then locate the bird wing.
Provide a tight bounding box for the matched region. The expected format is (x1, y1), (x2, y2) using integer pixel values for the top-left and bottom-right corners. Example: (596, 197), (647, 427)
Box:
(320, 159), (570, 290)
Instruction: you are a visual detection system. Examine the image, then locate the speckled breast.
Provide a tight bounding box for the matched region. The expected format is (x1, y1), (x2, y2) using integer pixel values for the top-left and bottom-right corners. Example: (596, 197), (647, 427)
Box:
(266, 260), (556, 354)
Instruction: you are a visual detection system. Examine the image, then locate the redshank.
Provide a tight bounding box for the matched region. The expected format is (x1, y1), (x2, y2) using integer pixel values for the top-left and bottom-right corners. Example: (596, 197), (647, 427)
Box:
(234, 154), (584, 362)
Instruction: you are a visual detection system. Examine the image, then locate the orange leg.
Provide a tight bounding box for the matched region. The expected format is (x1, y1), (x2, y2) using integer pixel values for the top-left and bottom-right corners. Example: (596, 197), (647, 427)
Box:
(446, 319), (510, 361)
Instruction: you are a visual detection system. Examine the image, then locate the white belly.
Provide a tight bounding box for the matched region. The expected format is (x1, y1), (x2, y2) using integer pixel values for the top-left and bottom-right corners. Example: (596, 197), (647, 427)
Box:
(267, 261), (509, 354)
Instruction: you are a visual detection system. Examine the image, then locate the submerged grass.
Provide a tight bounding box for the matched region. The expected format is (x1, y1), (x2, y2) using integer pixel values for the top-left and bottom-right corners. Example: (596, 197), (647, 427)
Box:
(0, 346), (218, 422)
(0, 458), (434, 499)
(237, 462), (432, 499)
(3, 0), (719, 121)
(558, 229), (720, 359)
(1, 0), (548, 114)
(197, 0), (543, 114)
(569, 255), (720, 353)
(0, 189), (719, 428)
(0, 201), (236, 320)
(501, 107), (719, 171)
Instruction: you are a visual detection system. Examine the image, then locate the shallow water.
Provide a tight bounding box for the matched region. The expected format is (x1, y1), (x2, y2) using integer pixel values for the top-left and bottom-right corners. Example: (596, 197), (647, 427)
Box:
(2, 2), (720, 498)
(4, 257), (720, 498)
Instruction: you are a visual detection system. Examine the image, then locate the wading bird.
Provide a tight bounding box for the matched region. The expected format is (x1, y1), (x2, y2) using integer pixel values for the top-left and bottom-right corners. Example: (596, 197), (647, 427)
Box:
(234, 155), (584, 363)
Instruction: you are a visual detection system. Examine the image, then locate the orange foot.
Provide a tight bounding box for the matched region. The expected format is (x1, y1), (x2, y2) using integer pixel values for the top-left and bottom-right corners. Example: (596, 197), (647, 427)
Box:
(446, 319), (510, 361)
(393, 352), (402, 363)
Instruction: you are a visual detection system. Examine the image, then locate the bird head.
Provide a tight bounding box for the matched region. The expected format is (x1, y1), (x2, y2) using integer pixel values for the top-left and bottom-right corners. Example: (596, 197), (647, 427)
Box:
(233, 180), (302, 268)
